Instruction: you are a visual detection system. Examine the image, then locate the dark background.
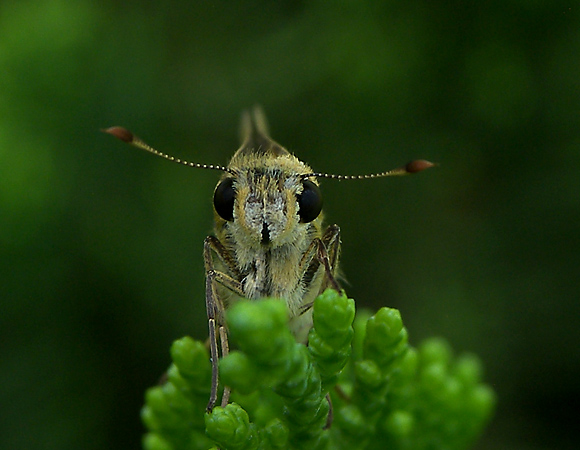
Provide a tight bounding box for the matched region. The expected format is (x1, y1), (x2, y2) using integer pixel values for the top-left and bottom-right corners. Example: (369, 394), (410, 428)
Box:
(2, 1), (579, 449)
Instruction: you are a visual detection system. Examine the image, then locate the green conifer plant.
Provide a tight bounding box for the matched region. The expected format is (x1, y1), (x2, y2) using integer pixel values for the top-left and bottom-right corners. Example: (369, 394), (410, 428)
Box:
(142, 290), (495, 450)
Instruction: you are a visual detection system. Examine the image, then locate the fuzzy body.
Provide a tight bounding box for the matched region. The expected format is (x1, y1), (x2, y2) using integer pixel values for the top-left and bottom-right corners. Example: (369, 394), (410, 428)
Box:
(211, 110), (333, 338)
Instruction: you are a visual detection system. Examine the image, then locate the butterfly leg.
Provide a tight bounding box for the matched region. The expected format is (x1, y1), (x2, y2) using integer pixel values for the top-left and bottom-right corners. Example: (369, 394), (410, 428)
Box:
(204, 236), (245, 412)
(298, 224), (342, 317)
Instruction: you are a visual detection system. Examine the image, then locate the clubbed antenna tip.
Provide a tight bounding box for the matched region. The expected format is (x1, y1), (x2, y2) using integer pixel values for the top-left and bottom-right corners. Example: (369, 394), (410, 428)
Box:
(405, 160), (436, 174)
(101, 126), (134, 143)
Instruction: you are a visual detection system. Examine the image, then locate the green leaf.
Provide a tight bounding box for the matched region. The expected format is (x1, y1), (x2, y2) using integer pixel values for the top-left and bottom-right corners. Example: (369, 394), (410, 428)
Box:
(308, 290), (355, 388)
(205, 403), (260, 450)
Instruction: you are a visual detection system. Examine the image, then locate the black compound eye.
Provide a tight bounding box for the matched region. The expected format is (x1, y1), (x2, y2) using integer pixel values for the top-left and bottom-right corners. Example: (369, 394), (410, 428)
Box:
(213, 178), (236, 221)
(298, 180), (323, 223)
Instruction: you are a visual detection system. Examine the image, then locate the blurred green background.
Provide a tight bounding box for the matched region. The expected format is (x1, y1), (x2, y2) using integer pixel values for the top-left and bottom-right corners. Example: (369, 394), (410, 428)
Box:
(2, 1), (579, 449)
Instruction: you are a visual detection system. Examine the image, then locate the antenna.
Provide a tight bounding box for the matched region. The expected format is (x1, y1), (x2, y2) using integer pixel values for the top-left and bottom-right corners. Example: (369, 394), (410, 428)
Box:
(102, 126), (233, 174)
(300, 160), (435, 180)
(103, 126), (435, 179)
